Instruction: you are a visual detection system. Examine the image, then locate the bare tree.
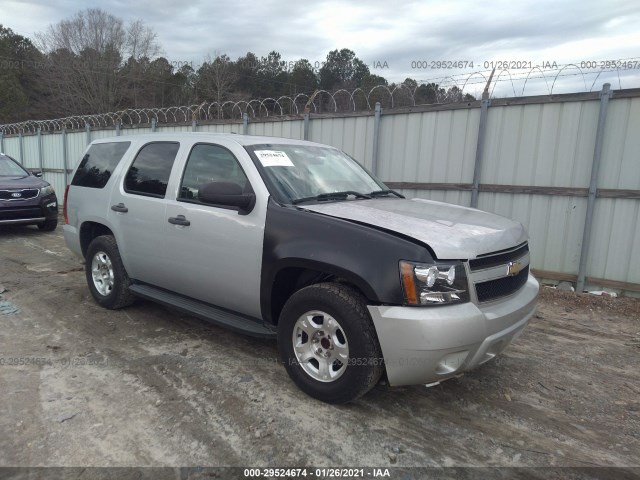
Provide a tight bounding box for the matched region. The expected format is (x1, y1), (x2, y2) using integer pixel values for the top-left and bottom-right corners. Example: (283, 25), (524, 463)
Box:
(36, 8), (160, 115)
(126, 20), (160, 60)
(123, 20), (162, 107)
(196, 54), (238, 113)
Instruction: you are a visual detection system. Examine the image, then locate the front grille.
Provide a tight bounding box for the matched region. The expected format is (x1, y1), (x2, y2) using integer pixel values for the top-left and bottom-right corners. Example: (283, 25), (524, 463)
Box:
(469, 242), (530, 302)
(469, 242), (529, 270)
(0, 189), (39, 200)
(0, 206), (43, 220)
(475, 265), (529, 302)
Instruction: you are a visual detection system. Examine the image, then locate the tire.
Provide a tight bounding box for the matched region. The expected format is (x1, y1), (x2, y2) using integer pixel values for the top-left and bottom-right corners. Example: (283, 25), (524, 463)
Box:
(38, 218), (58, 231)
(85, 235), (135, 309)
(278, 282), (384, 404)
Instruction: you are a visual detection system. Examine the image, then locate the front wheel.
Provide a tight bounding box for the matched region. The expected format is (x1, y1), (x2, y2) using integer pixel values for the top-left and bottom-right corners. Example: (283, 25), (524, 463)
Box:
(278, 283), (384, 403)
(85, 235), (135, 309)
(38, 218), (58, 231)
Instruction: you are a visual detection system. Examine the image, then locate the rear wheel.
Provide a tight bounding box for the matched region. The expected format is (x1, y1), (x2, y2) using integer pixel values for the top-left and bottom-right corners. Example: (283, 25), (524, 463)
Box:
(278, 282), (384, 403)
(85, 235), (135, 309)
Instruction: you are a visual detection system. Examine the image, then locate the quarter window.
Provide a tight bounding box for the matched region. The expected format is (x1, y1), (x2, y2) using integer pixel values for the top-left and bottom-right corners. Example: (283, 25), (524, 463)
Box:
(71, 142), (131, 189)
(125, 142), (180, 198)
(179, 144), (250, 202)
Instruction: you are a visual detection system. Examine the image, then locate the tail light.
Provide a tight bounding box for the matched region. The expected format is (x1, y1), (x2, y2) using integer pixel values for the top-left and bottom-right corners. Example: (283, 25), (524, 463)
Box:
(63, 184), (70, 224)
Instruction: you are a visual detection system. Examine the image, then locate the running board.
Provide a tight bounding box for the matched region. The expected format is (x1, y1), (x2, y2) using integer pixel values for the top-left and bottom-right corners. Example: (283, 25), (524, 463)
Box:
(129, 283), (277, 339)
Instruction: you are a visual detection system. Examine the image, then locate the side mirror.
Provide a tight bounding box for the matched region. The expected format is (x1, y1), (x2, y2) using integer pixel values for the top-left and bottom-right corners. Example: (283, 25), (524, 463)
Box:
(30, 170), (43, 178)
(198, 182), (256, 214)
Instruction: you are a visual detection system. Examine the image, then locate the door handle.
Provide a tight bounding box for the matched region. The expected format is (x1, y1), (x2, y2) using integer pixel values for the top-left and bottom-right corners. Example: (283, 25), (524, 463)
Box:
(111, 203), (128, 213)
(168, 215), (191, 226)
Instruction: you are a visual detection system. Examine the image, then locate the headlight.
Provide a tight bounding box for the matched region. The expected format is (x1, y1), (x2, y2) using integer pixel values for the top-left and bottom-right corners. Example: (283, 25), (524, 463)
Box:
(399, 260), (470, 306)
(40, 185), (55, 196)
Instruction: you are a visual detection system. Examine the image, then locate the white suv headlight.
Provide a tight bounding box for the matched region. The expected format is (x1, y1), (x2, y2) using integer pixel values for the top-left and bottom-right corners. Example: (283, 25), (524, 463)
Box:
(400, 260), (470, 305)
(40, 185), (55, 196)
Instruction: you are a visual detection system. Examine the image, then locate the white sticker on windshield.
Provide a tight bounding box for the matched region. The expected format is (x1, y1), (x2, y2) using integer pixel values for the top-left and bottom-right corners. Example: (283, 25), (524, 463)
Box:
(255, 150), (294, 167)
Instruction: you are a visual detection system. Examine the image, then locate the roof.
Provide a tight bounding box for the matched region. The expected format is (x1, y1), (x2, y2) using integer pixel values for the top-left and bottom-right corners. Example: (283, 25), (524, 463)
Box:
(90, 132), (328, 148)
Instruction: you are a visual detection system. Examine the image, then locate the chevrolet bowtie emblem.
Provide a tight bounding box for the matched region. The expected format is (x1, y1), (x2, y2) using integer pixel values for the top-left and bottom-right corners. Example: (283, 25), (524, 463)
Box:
(507, 261), (523, 276)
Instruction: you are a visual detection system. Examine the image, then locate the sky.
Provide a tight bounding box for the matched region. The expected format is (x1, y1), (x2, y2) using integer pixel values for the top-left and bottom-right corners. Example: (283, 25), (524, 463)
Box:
(2, 0), (640, 97)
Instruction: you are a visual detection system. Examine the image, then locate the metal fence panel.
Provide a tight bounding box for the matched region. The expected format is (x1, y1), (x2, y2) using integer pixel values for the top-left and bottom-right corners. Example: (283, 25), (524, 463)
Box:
(22, 135), (39, 169)
(483, 102), (600, 188)
(248, 119), (304, 140)
(41, 134), (66, 194)
(478, 193), (588, 276)
(308, 115), (375, 171)
(67, 131), (90, 170)
(378, 109), (480, 185)
(198, 123), (236, 134)
(155, 125), (191, 133)
(589, 198), (640, 284)
(598, 97), (640, 190)
(42, 134), (64, 170)
(91, 129), (117, 140)
(121, 127), (153, 136)
(2, 136), (21, 161)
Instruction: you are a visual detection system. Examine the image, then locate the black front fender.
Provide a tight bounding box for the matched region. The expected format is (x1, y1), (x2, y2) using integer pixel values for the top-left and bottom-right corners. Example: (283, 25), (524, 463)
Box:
(260, 200), (434, 323)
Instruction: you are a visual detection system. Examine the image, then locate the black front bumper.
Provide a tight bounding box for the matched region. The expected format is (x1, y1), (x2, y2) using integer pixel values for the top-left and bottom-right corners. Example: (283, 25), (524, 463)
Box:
(0, 193), (58, 226)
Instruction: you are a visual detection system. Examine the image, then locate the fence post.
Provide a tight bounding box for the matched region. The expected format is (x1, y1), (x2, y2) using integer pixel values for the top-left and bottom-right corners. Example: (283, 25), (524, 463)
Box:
(115, 121), (121, 136)
(576, 83), (611, 293)
(243, 113), (249, 135)
(37, 128), (44, 174)
(470, 92), (491, 208)
(85, 124), (91, 145)
(19, 131), (24, 164)
(303, 113), (310, 141)
(62, 128), (69, 186)
(0, 131), (4, 153)
(151, 118), (157, 132)
(372, 102), (382, 176)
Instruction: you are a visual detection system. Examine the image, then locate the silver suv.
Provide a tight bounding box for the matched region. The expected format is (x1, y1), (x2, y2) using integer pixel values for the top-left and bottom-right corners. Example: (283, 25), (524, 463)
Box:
(63, 133), (538, 403)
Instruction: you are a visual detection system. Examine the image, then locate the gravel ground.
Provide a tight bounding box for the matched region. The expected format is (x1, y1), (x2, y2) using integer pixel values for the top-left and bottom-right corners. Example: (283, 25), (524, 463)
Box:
(0, 222), (638, 475)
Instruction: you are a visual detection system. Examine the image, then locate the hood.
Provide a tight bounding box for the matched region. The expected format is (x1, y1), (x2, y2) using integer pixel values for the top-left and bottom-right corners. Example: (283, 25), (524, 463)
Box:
(301, 198), (528, 260)
(0, 175), (47, 189)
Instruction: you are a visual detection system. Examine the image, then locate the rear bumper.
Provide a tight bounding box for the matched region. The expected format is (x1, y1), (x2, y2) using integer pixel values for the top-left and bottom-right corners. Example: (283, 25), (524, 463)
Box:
(368, 274), (539, 386)
(63, 224), (83, 259)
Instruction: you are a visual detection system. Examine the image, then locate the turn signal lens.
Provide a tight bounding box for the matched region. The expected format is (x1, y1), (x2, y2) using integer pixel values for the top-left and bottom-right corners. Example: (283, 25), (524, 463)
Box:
(400, 261), (419, 305)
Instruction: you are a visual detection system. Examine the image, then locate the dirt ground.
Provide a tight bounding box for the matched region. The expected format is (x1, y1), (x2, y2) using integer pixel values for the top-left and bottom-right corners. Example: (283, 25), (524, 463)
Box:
(0, 221), (639, 473)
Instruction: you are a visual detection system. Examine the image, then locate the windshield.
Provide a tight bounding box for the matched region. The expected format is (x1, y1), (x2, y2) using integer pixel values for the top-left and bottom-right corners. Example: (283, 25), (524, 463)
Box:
(0, 155), (28, 177)
(246, 144), (386, 204)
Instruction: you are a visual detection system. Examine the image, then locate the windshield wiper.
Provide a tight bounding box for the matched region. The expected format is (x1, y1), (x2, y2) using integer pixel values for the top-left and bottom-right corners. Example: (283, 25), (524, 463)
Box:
(369, 189), (405, 198)
(292, 191), (372, 205)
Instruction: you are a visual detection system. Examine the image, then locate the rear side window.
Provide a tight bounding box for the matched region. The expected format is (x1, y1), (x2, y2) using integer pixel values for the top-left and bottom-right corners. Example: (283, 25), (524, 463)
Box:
(124, 142), (180, 198)
(71, 142), (131, 188)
